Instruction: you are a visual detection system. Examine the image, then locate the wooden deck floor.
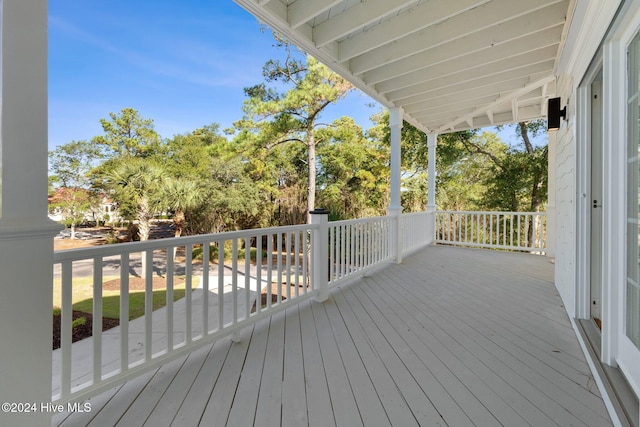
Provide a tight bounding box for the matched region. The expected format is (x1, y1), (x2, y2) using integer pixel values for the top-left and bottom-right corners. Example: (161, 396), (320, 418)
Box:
(52, 246), (613, 427)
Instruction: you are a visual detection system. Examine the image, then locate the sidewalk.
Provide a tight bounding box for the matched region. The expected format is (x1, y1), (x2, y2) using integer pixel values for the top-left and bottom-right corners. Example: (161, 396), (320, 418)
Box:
(52, 274), (265, 397)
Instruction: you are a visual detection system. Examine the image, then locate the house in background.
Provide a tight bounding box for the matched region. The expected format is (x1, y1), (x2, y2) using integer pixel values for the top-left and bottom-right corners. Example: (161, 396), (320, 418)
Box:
(0, 0), (639, 425)
(48, 188), (121, 227)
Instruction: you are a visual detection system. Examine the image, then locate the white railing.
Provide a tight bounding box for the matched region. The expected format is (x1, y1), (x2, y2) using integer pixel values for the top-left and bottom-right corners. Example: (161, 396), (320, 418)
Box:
(435, 210), (547, 253)
(328, 216), (393, 285)
(52, 224), (316, 403)
(401, 210), (435, 255)
(51, 209), (439, 403)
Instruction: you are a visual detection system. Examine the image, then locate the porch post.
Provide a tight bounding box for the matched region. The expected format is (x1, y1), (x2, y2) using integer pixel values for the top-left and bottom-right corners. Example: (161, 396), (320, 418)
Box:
(0, 1), (61, 426)
(311, 209), (329, 302)
(427, 133), (438, 211)
(388, 107), (403, 263)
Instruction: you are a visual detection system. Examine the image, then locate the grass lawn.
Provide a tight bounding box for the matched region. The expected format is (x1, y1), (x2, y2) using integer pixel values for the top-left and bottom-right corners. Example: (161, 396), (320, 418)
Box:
(53, 275), (200, 320)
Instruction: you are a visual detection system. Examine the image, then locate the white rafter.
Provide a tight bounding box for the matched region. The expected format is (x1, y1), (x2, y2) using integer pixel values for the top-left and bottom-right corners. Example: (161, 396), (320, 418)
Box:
(312, 0), (417, 48)
(349, 1), (567, 75)
(234, 0), (571, 134)
(436, 75), (555, 133)
(288, 0), (344, 30)
(336, 0), (489, 62)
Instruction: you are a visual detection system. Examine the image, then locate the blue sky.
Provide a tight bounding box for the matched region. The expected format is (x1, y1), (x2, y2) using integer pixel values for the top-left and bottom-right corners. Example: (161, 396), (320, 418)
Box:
(48, 0), (380, 150)
(49, 1), (542, 151)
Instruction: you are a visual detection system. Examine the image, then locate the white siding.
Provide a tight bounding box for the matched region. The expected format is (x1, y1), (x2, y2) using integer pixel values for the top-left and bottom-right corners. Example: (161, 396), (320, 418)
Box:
(554, 82), (577, 318)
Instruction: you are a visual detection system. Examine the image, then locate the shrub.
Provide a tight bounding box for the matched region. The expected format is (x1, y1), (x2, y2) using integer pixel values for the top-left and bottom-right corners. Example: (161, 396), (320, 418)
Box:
(192, 244), (268, 263)
(71, 316), (87, 328)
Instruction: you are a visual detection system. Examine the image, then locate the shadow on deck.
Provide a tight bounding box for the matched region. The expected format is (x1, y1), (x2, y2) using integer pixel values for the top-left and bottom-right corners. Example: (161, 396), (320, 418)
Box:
(53, 245), (612, 427)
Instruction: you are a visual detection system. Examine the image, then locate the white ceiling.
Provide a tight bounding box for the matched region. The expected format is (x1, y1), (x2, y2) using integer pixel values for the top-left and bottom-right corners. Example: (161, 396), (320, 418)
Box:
(234, 0), (572, 134)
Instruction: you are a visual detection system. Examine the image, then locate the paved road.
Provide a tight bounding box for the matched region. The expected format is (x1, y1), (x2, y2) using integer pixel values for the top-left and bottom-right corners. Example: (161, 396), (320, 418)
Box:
(52, 250), (266, 281)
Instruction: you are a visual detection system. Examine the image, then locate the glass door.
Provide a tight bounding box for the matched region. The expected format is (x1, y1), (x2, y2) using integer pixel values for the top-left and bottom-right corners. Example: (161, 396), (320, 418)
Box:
(622, 30), (640, 394)
(592, 71), (604, 330)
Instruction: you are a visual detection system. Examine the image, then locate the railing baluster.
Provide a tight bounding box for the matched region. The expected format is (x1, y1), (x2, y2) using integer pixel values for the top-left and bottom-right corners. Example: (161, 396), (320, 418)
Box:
(256, 236), (262, 314)
(166, 247), (174, 352)
(302, 231), (309, 293)
(185, 245), (193, 344)
(232, 239), (238, 326)
(329, 224), (337, 283)
(92, 256), (103, 385)
(341, 225), (346, 278)
(285, 232), (291, 300)
(294, 231), (300, 297)
(203, 244), (210, 336)
(120, 253), (129, 372)
(61, 260), (72, 398)
(267, 235), (273, 309)
(245, 237), (251, 321)
(218, 240), (225, 329)
(277, 233), (283, 304)
(144, 250), (153, 362)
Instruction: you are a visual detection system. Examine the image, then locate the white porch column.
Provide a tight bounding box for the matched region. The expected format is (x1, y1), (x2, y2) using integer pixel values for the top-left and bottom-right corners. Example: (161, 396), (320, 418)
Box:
(388, 107), (403, 263)
(427, 133), (438, 211)
(0, 1), (60, 426)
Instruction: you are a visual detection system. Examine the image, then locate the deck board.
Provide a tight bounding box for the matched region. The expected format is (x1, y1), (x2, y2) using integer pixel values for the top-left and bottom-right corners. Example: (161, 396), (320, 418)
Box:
(298, 299), (335, 427)
(53, 245), (614, 427)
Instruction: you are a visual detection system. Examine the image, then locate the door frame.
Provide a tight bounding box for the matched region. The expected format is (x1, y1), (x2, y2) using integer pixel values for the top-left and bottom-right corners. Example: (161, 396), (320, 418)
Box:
(601, 0), (640, 397)
(576, 55), (603, 322)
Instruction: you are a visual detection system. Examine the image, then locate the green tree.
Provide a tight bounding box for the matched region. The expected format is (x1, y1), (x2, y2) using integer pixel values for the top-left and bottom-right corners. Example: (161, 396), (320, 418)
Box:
(92, 107), (162, 159)
(466, 121), (548, 213)
(162, 179), (205, 239)
(101, 157), (167, 242)
(369, 110), (479, 212)
(182, 155), (262, 234)
(48, 188), (99, 239)
(48, 140), (103, 236)
(49, 140), (102, 188)
(316, 117), (388, 219)
(239, 39), (354, 223)
(90, 108), (167, 241)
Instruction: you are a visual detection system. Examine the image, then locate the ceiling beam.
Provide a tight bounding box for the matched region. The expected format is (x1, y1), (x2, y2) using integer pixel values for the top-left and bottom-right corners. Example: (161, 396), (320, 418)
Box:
(336, 0), (489, 62)
(312, 0), (417, 48)
(381, 49), (557, 100)
(413, 97), (498, 121)
(413, 89), (544, 122)
(395, 62), (554, 112)
(428, 106), (545, 132)
(349, 0), (567, 75)
(288, 0), (344, 30)
(365, 25), (562, 86)
(404, 77), (536, 115)
(436, 75), (554, 132)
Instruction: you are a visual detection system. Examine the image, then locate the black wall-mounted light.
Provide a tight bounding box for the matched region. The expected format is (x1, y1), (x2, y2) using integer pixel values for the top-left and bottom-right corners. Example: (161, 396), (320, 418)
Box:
(547, 97), (566, 131)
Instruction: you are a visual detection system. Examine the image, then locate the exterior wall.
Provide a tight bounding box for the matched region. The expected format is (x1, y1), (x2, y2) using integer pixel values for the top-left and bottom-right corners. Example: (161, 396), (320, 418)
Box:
(553, 76), (577, 318)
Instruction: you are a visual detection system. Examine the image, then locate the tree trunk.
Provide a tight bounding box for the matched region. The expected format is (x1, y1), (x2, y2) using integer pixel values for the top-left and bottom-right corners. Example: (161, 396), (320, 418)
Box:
(174, 209), (185, 238)
(520, 122), (546, 247)
(138, 196), (151, 279)
(172, 209), (185, 261)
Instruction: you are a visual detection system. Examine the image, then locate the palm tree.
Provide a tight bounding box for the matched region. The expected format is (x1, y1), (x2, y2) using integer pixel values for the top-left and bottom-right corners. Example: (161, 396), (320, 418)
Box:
(102, 158), (167, 278)
(102, 158), (167, 241)
(163, 178), (206, 239)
